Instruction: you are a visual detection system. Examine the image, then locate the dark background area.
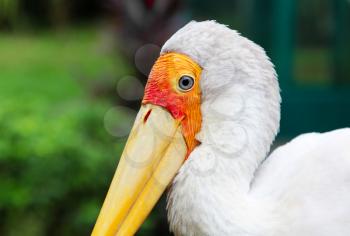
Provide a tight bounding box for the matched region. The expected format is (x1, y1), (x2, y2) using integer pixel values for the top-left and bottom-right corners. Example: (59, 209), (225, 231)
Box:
(0, 0), (349, 235)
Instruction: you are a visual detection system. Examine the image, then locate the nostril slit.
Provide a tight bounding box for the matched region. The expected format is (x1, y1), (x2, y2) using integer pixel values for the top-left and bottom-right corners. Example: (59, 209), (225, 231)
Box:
(143, 109), (152, 123)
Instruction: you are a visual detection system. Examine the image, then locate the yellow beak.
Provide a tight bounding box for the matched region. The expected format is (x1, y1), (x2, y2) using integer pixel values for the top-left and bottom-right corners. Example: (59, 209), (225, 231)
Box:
(92, 104), (187, 236)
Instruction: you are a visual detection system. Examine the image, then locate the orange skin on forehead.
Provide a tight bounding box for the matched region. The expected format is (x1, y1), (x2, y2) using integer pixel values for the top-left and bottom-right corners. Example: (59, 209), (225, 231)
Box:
(142, 52), (202, 157)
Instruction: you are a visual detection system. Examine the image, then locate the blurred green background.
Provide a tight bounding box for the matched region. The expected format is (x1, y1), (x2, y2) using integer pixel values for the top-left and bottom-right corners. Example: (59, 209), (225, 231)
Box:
(0, 0), (349, 235)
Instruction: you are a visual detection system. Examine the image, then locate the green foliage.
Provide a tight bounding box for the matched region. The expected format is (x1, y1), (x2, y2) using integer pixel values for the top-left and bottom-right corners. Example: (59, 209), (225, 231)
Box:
(0, 28), (128, 235)
(0, 99), (121, 236)
(0, 26), (171, 236)
(0, 0), (18, 20)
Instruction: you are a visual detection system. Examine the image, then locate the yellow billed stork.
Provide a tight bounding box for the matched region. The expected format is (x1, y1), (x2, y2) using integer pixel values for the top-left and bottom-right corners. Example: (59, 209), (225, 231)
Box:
(92, 21), (350, 236)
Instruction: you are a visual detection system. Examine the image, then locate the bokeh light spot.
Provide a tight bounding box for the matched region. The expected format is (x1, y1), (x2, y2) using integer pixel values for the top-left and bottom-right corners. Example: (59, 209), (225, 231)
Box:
(117, 76), (144, 101)
(104, 106), (137, 138)
(134, 44), (161, 76)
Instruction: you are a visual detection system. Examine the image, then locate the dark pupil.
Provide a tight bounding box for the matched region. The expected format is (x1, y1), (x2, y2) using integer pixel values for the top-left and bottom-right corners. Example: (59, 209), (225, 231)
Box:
(182, 78), (190, 86)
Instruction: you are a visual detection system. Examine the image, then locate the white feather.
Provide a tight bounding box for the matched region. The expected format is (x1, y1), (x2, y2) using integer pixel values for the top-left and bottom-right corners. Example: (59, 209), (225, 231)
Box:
(161, 21), (350, 236)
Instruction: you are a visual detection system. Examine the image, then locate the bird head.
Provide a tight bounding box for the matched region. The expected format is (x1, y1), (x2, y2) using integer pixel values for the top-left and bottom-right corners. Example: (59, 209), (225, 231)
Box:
(92, 20), (280, 236)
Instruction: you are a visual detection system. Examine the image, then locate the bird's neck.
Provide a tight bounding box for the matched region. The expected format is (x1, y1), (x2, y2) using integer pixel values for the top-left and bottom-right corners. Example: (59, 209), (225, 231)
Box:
(167, 122), (276, 236)
(167, 79), (280, 235)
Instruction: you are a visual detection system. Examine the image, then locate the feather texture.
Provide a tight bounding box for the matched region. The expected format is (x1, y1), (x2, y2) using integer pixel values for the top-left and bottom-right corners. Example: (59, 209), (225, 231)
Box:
(162, 21), (350, 236)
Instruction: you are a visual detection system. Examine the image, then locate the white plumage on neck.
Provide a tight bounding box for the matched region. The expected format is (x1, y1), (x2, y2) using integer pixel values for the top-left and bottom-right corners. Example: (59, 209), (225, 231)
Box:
(162, 21), (350, 236)
(163, 20), (280, 236)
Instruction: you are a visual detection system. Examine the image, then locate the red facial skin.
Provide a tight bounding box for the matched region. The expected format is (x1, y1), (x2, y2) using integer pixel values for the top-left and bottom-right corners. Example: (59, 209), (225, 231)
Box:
(142, 52), (202, 157)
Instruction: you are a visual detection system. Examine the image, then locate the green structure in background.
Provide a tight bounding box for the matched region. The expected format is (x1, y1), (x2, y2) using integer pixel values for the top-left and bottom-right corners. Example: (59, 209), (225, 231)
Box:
(252, 0), (350, 137)
(190, 0), (350, 137)
(333, 0), (350, 85)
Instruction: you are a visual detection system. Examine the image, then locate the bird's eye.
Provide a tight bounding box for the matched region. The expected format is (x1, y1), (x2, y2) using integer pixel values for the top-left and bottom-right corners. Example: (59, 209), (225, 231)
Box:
(178, 75), (194, 91)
